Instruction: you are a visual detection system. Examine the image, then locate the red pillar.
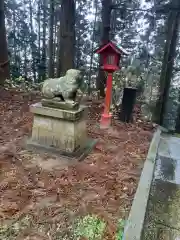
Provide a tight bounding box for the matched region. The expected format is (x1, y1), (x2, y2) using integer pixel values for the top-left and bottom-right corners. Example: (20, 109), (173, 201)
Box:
(100, 72), (113, 128)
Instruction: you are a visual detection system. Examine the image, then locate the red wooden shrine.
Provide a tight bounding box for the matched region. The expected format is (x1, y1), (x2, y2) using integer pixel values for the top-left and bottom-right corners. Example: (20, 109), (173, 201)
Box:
(95, 41), (128, 128)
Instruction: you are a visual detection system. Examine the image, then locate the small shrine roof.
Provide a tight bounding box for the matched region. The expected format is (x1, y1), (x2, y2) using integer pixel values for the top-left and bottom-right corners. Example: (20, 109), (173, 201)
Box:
(95, 41), (129, 55)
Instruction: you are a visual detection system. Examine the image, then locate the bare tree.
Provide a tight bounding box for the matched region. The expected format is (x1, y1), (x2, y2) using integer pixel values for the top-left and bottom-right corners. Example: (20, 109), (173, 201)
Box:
(56, 0), (76, 76)
(41, 0), (47, 81)
(29, 0), (36, 81)
(154, 0), (180, 125)
(48, 0), (55, 78)
(0, 0), (10, 83)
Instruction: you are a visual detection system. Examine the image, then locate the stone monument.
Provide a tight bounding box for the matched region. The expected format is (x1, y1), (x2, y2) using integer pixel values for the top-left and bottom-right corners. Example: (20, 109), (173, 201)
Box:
(27, 69), (96, 158)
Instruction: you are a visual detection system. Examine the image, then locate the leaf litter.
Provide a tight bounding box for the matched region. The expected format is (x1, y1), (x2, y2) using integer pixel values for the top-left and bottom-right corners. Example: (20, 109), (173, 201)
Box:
(0, 88), (155, 239)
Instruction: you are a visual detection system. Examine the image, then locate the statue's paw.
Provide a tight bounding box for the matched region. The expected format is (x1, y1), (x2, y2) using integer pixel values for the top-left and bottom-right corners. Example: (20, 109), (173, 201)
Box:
(53, 97), (62, 102)
(66, 100), (77, 106)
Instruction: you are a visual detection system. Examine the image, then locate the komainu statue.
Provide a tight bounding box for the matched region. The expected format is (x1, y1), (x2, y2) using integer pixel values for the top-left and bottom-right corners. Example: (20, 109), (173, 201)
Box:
(41, 69), (83, 110)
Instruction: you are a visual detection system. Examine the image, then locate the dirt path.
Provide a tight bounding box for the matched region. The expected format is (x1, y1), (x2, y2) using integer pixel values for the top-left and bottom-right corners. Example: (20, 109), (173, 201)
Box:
(0, 88), (154, 239)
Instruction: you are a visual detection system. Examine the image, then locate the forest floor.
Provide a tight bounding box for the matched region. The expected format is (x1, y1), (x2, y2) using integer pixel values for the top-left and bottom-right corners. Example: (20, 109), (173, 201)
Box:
(0, 87), (155, 240)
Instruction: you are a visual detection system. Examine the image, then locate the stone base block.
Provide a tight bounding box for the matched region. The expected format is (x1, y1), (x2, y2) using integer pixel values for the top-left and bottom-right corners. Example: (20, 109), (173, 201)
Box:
(41, 98), (79, 110)
(26, 138), (97, 161)
(29, 102), (88, 153)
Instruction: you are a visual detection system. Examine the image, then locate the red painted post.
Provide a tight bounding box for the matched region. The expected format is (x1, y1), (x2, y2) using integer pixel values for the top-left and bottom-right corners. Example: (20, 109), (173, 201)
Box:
(100, 72), (113, 128)
(94, 41), (128, 128)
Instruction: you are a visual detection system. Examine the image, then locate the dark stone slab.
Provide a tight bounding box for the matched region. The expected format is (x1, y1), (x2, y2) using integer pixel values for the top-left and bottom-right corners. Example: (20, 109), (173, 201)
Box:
(123, 128), (162, 240)
(26, 138), (97, 161)
(168, 137), (180, 160)
(158, 135), (180, 160)
(158, 137), (170, 157)
(143, 179), (180, 231)
(154, 155), (180, 184)
(124, 134), (180, 240)
(142, 222), (180, 240)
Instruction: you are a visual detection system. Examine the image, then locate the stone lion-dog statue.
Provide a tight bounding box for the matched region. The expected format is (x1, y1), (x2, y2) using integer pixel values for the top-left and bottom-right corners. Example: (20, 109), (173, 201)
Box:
(41, 69), (83, 110)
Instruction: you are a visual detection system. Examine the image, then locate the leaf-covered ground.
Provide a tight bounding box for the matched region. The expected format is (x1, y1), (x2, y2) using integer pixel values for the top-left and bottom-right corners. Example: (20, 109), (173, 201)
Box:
(0, 88), (155, 239)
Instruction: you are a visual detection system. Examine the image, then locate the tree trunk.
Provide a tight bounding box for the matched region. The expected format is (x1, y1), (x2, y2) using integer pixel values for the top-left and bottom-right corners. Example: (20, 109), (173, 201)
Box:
(29, 0), (36, 81)
(54, 13), (58, 76)
(56, 26), (61, 77)
(37, 0), (41, 81)
(56, 0), (75, 76)
(154, 1), (180, 125)
(24, 47), (27, 79)
(48, 0), (54, 78)
(175, 90), (180, 133)
(23, 0), (27, 79)
(41, 0), (47, 81)
(88, 0), (98, 95)
(0, 0), (10, 83)
(96, 0), (112, 97)
(13, 10), (16, 66)
(75, 36), (81, 68)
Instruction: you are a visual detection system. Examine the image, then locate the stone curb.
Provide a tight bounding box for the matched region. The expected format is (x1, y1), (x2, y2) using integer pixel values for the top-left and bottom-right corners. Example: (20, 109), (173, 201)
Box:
(122, 126), (162, 240)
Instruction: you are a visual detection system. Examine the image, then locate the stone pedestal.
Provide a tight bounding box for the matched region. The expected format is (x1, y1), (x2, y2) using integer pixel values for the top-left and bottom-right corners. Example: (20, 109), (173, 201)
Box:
(27, 102), (93, 156)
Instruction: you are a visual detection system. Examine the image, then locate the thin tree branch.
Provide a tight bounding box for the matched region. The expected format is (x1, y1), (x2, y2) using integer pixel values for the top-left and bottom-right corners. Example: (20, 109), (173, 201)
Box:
(111, 5), (152, 12)
(111, 4), (180, 14)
